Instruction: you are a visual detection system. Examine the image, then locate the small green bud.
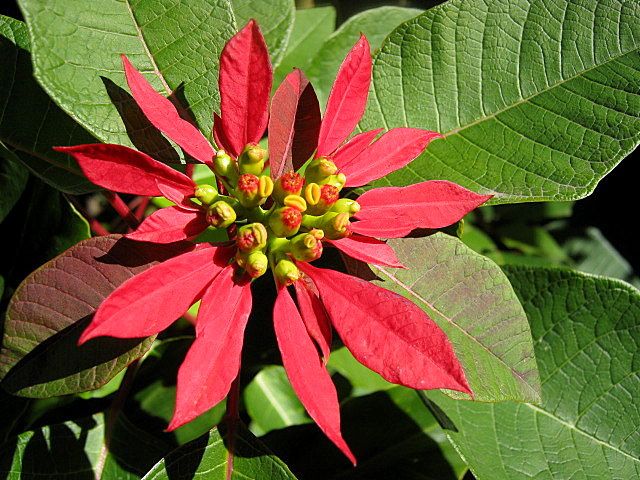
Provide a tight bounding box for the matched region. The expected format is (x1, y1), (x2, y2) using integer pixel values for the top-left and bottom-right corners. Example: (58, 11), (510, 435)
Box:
(206, 200), (236, 228)
(330, 198), (361, 216)
(290, 229), (324, 262)
(273, 259), (300, 287)
(238, 143), (268, 175)
(195, 184), (218, 205)
(241, 250), (268, 278)
(236, 223), (268, 252)
(318, 212), (350, 239)
(273, 171), (304, 204)
(236, 174), (273, 208)
(213, 150), (237, 181)
(269, 206), (303, 238)
(304, 158), (338, 185)
(306, 184), (339, 215)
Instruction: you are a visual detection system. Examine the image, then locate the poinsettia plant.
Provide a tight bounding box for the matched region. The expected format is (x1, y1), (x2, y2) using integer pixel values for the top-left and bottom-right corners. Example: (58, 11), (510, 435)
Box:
(1, 1), (638, 479)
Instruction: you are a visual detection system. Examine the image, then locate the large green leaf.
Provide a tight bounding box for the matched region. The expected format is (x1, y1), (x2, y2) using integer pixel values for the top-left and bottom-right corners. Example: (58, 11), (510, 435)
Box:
(244, 365), (310, 436)
(0, 413), (170, 479)
(307, 6), (421, 107)
(360, 0), (640, 203)
(231, 0), (294, 67)
(371, 233), (540, 402)
(143, 424), (297, 479)
(19, 0), (295, 148)
(327, 347), (393, 396)
(0, 15), (97, 194)
(430, 267), (640, 479)
(273, 6), (336, 87)
(261, 386), (465, 480)
(0, 236), (190, 397)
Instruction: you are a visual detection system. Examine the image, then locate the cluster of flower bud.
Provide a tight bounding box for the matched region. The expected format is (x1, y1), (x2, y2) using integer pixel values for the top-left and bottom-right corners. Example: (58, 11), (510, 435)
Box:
(193, 147), (361, 286)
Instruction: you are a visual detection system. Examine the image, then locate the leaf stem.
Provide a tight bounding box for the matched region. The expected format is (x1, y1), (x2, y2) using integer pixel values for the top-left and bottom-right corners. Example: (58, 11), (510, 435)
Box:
(224, 373), (241, 479)
(65, 194), (110, 236)
(104, 191), (140, 230)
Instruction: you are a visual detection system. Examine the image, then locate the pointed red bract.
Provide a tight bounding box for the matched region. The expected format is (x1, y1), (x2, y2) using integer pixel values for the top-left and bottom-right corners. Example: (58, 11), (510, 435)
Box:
(316, 35), (371, 157)
(55, 144), (194, 196)
(168, 267), (252, 430)
(218, 20), (272, 157)
(125, 206), (208, 244)
(352, 180), (493, 238)
(298, 263), (471, 394)
(156, 180), (200, 211)
(331, 128), (382, 167)
(273, 287), (356, 464)
(121, 55), (215, 164)
(79, 246), (230, 343)
(341, 128), (442, 187)
(269, 69), (321, 178)
(293, 279), (332, 362)
(328, 235), (404, 268)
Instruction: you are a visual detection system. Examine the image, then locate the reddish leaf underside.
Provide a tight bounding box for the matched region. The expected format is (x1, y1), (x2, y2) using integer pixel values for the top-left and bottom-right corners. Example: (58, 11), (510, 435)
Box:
(327, 235), (404, 268)
(273, 287), (356, 465)
(316, 35), (371, 158)
(55, 144), (194, 197)
(341, 128), (442, 187)
(331, 128), (382, 167)
(125, 206), (208, 244)
(79, 245), (230, 343)
(121, 55), (215, 164)
(269, 69), (321, 178)
(293, 279), (332, 363)
(352, 181), (494, 238)
(0, 236), (191, 395)
(218, 20), (272, 157)
(169, 267), (252, 430)
(298, 262), (471, 394)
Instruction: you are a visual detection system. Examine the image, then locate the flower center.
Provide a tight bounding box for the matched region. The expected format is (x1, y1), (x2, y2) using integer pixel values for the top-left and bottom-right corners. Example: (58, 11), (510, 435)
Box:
(193, 147), (360, 284)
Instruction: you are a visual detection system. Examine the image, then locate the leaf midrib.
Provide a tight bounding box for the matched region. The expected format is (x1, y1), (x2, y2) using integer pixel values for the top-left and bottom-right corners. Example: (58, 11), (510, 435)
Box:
(374, 263), (538, 400)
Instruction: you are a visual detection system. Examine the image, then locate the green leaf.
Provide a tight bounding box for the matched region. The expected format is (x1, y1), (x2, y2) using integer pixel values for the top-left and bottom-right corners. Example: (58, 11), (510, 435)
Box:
(273, 6), (336, 87)
(0, 236), (189, 397)
(327, 347), (393, 396)
(231, 0), (295, 67)
(261, 386), (465, 480)
(0, 413), (170, 479)
(307, 6), (421, 107)
(19, 0), (237, 146)
(0, 15), (97, 194)
(564, 227), (638, 284)
(244, 365), (310, 436)
(371, 233), (540, 402)
(360, 0), (640, 203)
(142, 423), (297, 479)
(0, 149), (28, 223)
(0, 179), (90, 289)
(129, 338), (226, 446)
(430, 267), (640, 479)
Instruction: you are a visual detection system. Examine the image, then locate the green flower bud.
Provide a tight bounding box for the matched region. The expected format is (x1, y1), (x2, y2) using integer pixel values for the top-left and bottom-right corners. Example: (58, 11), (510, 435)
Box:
(273, 259), (299, 287)
(318, 212), (350, 239)
(272, 171), (304, 204)
(236, 222), (268, 252)
(269, 206), (303, 238)
(290, 229), (324, 262)
(236, 174), (273, 208)
(238, 143), (268, 175)
(240, 250), (268, 278)
(330, 198), (361, 216)
(304, 158), (338, 185)
(213, 150), (237, 182)
(195, 184), (218, 205)
(306, 184), (339, 215)
(206, 200), (237, 228)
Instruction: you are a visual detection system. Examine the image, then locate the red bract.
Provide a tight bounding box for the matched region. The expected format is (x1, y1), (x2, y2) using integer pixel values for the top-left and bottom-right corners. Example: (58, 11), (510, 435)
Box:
(69, 20), (494, 464)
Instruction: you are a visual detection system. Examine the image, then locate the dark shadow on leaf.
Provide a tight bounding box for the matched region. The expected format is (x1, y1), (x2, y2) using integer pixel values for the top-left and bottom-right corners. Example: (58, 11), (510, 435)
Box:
(164, 433), (208, 480)
(20, 420), (95, 479)
(1, 314), (148, 395)
(101, 76), (180, 164)
(96, 237), (193, 268)
(261, 390), (459, 480)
